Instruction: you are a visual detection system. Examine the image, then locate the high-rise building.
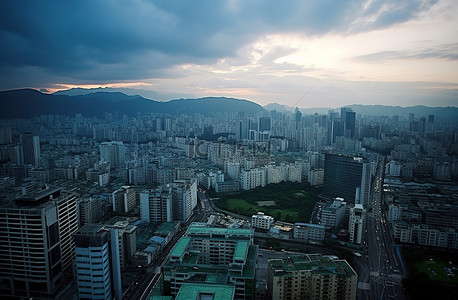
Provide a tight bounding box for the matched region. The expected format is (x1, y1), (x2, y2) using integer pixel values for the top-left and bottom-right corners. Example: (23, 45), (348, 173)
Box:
(78, 197), (104, 225)
(0, 186), (78, 299)
(21, 133), (40, 166)
(267, 254), (357, 300)
(341, 108), (356, 139)
(99, 141), (126, 170)
(112, 186), (136, 213)
(349, 204), (366, 245)
(258, 117), (271, 132)
(73, 224), (122, 300)
(323, 154), (371, 205)
(170, 179), (198, 222)
(162, 223), (257, 299)
(140, 187), (173, 223)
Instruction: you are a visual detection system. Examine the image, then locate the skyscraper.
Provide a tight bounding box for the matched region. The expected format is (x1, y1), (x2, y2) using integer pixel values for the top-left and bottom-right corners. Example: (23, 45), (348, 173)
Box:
(323, 154), (371, 205)
(341, 108), (356, 138)
(21, 133), (40, 166)
(0, 186), (78, 299)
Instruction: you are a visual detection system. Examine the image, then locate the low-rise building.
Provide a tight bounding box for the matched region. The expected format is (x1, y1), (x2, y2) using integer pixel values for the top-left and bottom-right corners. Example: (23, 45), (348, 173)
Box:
(252, 212), (274, 230)
(293, 223), (325, 242)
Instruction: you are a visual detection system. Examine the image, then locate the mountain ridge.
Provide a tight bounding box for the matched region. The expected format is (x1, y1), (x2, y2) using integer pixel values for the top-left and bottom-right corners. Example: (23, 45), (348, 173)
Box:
(0, 89), (265, 119)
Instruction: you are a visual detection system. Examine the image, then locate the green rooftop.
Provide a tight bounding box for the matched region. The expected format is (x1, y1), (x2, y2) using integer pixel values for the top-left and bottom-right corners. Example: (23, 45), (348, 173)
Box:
(269, 254), (356, 278)
(187, 225), (253, 237)
(233, 240), (249, 262)
(175, 283), (235, 300)
(170, 237), (191, 258)
(155, 222), (179, 236)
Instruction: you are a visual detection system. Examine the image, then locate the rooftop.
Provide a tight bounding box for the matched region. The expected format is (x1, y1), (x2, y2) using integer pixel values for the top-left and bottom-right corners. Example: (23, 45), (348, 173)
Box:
(187, 224), (253, 237)
(269, 254), (356, 278)
(233, 240), (249, 262)
(175, 283), (235, 300)
(170, 237), (191, 258)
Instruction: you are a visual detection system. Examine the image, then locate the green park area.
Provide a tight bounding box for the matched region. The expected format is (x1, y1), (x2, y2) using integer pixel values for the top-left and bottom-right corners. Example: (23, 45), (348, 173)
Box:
(213, 181), (318, 223)
(402, 248), (458, 299)
(414, 256), (458, 284)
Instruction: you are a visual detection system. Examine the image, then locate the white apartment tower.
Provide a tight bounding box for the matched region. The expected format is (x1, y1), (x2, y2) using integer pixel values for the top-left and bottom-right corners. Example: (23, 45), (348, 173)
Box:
(140, 187), (173, 223)
(349, 204), (366, 245)
(112, 186), (136, 213)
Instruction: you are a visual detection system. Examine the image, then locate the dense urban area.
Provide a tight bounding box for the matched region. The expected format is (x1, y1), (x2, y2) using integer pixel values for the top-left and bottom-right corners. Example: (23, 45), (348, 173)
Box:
(0, 101), (457, 300)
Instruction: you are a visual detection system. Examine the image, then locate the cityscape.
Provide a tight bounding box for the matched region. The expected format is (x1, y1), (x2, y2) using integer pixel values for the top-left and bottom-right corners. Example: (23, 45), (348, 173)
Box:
(1, 1), (458, 300)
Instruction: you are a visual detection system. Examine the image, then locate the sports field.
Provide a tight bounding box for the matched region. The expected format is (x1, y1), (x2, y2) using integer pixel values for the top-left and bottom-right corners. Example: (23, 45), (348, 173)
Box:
(214, 182), (317, 223)
(415, 257), (458, 284)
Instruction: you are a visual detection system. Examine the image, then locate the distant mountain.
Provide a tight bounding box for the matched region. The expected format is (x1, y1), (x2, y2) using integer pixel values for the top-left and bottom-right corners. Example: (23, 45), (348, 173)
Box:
(0, 89), (265, 119)
(263, 103), (294, 113)
(54, 87), (195, 101)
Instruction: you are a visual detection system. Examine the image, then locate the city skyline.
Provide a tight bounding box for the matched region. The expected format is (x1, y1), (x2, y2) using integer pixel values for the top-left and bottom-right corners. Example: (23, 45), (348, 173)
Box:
(1, 0), (457, 108)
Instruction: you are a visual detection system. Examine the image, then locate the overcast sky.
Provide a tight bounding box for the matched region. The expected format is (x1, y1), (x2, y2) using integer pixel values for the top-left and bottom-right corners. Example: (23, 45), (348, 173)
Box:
(1, 0), (457, 108)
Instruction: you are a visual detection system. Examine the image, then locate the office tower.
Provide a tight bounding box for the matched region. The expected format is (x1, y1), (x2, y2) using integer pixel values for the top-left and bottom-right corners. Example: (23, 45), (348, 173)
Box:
(419, 116), (427, 135)
(323, 154), (371, 205)
(0, 186), (78, 299)
(258, 116), (271, 131)
(112, 186), (136, 213)
(99, 141), (126, 169)
(295, 107), (302, 128)
(162, 223), (257, 299)
(349, 204), (366, 245)
(267, 254), (357, 300)
(140, 187), (173, 223)
(21, 133), (40, 166)
(73, 224), (122, 300)
(8, 144), (24, 165)
(344, 109), (356, 138)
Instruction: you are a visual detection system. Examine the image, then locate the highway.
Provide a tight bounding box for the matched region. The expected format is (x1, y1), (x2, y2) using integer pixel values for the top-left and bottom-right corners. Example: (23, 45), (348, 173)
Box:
(361, 157), (405, 300)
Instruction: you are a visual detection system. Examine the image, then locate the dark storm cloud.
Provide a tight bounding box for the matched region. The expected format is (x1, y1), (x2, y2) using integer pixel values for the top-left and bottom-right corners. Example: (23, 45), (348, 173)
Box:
(0, 0), (438, 87)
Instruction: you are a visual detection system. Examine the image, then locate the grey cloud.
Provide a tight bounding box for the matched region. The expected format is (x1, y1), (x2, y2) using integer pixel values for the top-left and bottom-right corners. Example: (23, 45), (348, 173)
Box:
(353, 43), (458, 62)
(0, 0), (439, 88)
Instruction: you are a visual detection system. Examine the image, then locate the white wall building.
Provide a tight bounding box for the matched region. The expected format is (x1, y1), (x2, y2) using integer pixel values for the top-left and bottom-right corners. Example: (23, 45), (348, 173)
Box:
(321, 197), (347, 228)
(349, 204), (366, 245)
(251, 212), (274, 230)
(140, 187), (173, 223)
(293, 223), (325, 242)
